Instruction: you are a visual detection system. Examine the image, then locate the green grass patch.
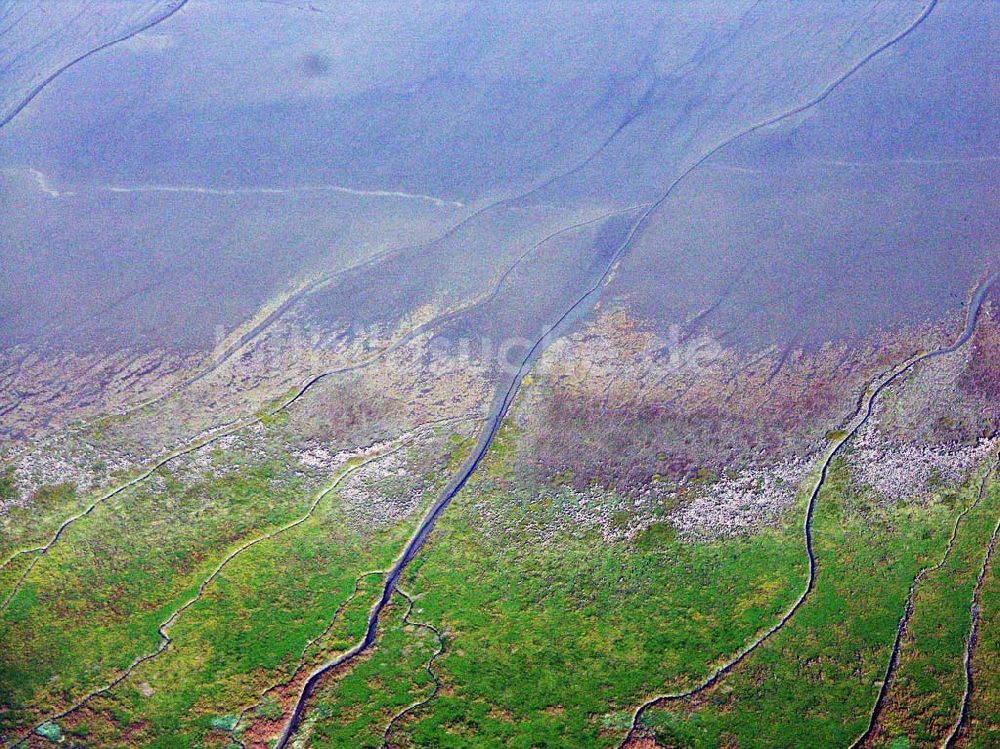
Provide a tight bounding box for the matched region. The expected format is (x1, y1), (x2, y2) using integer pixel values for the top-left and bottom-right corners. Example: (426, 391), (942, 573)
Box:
(964, 511), (1000, 748)
(2, 428), (474, 747)
(642, 461), (981, 749)
(866, 478), (1000, 747)
(0, 459), (312, 736)
(0, 482), (84, 562)
(312, 450), (812, 747)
